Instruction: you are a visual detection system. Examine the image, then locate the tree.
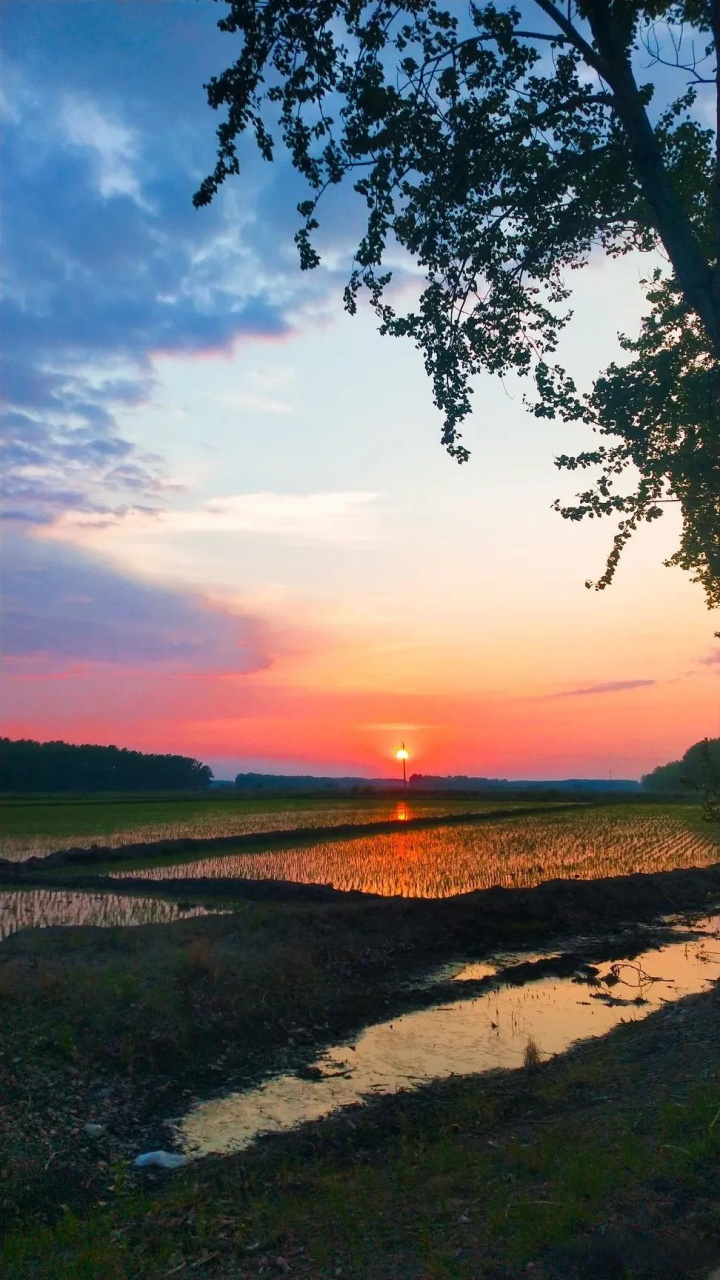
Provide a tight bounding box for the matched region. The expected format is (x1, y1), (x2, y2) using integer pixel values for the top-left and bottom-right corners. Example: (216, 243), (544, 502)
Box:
(642, 734), (720, 797)
(194, 1), (720, 609)
(643, 736), (720, 821)
(0, 738), (214, 793)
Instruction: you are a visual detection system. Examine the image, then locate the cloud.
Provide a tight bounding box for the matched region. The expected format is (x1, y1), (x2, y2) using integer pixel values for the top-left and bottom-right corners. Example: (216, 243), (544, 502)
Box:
(1, 531), (270, 672)
(61, 98), (149, 208)
(0, 18), (343, 528)
(552, 679), (657, 698)
(698, 649), (720, 667)
(222, 391), (294, 414)
(45, 492), (383, 547)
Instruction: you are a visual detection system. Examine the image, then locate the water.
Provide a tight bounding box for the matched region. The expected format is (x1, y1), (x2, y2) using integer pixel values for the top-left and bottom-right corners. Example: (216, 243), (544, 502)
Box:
(178, 917), (720, 1158)
(0, 888), (221, 942)
(112, 810), (719, 898)
(1, 799), (506, 862)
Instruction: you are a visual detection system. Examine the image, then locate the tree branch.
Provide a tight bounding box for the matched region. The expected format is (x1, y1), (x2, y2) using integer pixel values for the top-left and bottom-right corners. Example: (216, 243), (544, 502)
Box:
(711, 1), (720, 310)
(563, 0), (720, 357)
(530, 0), (611, 78)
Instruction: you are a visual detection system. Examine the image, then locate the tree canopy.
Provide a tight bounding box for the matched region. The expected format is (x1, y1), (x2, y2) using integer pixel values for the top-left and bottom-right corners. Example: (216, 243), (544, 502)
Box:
(643, 736), (720, 817)
(0, 738), (213, 793)
(195, 1), (720, 609)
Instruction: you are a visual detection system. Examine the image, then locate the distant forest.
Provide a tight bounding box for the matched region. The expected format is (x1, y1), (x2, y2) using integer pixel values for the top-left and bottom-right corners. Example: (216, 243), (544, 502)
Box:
(233, 772), (641, 795)
(642, 738), (720, 794)
(1, 738), (213, 793)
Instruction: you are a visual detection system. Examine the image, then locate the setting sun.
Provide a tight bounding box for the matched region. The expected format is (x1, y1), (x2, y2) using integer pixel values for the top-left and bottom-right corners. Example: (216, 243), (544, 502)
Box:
(396, 747), (409, 761)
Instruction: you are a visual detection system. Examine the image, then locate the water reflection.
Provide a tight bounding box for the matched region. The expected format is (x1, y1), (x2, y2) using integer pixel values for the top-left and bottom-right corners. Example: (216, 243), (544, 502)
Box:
(179, 919), (720, 1158)
(1, 799), (499, 861)
(0, 889), (218, 942)
(114, 811), (720, 899)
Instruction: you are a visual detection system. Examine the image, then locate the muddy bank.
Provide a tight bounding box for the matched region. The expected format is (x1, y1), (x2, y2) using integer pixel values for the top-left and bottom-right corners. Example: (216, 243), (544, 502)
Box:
(2, 859), (719, 1231)
(0, 801), (584, 872)
(5, 947), (720, 1279)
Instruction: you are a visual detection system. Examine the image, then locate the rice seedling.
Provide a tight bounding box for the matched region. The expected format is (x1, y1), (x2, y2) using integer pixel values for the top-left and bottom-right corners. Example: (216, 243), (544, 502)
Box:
(0, 889), (220, 941)
(111, 807), (719, 899)
(0, 798), (528, 861)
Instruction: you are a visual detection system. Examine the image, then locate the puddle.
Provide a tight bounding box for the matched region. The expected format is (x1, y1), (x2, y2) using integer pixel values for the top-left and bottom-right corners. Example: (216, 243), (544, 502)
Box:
(0, 888), (221, 942)
(178, 918), (720, 1159)
(451, 959), (500, 982)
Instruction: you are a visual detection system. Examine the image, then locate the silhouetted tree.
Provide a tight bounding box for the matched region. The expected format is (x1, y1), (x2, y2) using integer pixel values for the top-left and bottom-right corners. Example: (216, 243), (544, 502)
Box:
(642, 735), (720, 802)
(0, 738), (213, 793)
(196, 2), (720, 610)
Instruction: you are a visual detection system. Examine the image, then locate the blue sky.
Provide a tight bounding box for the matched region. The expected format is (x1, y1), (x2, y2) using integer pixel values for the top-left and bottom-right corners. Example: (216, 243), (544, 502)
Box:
(2, 0), (718, 779)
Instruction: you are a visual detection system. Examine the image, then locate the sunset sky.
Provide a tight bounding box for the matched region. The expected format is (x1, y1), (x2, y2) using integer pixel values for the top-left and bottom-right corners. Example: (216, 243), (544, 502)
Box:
(2, 1), (719, 781)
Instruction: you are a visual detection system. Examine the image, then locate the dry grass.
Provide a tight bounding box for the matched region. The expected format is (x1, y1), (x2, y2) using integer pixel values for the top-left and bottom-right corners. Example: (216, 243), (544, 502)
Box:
(523, 1036), (542, 1071)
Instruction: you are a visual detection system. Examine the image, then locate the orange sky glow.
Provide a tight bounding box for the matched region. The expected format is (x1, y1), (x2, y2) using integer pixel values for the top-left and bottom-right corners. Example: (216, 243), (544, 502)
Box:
(2, 4), (718, 782)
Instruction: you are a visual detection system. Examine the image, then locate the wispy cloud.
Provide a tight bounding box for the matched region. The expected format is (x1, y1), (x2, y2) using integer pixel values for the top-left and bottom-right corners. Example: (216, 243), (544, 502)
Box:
(222, 391), (293, 414)
(552, 679), (657, 698)
(698, 649), (720, 667)
(61, 98), (149, 208)
(46, 492), (383, 546)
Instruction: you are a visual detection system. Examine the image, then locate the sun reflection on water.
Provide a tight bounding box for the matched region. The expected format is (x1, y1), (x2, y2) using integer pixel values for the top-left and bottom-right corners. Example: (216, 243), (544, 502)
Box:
(111, 810), (720, 898)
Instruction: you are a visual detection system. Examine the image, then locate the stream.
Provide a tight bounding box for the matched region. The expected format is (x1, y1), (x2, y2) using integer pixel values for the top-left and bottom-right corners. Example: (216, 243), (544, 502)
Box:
(177, 914), (720, 1158)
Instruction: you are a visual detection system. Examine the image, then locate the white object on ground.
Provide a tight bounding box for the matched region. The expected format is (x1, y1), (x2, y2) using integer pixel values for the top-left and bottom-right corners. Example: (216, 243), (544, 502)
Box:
(134, 1150), (188, 1169)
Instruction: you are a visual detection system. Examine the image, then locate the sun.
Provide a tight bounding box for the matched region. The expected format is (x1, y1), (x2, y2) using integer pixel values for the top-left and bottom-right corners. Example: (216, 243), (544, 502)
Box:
(396, 747), (409, 760)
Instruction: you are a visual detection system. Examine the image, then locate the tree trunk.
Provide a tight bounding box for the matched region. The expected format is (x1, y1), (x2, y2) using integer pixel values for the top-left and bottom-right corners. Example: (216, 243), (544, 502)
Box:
(582, 1), (720, 356)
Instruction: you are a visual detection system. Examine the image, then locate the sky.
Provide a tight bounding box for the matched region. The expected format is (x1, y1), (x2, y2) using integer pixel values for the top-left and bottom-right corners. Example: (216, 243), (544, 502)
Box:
(1, 0), (719, 782)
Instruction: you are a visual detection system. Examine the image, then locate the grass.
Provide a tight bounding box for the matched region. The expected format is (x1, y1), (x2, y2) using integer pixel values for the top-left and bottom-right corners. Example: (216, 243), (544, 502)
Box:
(0, 896), (449, 1226)
(3, 852), (720, 1239)
(3, 982), (719, 1279)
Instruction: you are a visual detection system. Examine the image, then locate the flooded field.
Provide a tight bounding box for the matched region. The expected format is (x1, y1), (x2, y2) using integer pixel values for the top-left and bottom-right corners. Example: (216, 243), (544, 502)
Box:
(179, 915), (720, 1157)
(112, 808), (719, 898)
(0, 798), (520, 862)
(0, 889), (220, 942)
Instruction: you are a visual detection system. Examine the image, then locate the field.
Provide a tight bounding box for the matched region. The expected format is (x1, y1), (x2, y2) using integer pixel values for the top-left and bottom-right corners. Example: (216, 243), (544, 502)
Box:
(3, 879), (720, 1278)
(3, 798), (720, 1278)
(0, 888), (222, 942)
(110, 805), (720, 898)
(0, 794), (538, 861)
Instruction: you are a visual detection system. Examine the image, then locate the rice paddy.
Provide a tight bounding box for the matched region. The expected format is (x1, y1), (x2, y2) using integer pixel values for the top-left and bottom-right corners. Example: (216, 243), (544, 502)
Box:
(0, 797), (524, 862)
(110, 806), (719, 898)
(0, 889), (221, 942)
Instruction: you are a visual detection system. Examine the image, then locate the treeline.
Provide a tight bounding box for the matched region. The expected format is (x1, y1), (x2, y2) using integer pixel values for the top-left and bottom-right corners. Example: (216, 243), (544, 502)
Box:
(409, 775), (640, 793)
(642, 738), (720, 794)
(233, 772), (643, 797)
(1, 738), (213, 793)
(234, 772), (386, 794)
